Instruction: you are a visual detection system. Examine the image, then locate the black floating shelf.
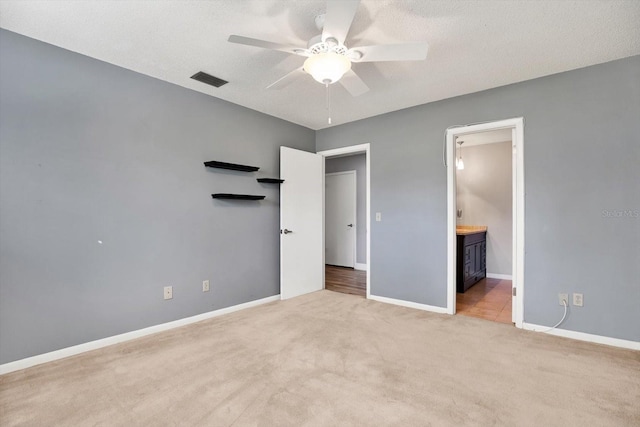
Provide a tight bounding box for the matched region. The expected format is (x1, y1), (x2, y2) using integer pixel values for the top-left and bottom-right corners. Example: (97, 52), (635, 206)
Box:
(204, 160), (259, 172)
(211, 193), (265, 200)
(257, 178), (285, 184)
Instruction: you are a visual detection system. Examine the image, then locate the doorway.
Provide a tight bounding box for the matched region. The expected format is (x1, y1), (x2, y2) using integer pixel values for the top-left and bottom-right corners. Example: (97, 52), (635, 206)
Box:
(318, 143), (371, 298)
(454, 132), (513, 323)
(446, 118), (524, 328)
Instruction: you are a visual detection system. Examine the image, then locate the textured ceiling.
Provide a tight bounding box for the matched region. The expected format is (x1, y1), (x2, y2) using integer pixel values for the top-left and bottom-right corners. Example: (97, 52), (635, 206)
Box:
(1, 1), (639, 130)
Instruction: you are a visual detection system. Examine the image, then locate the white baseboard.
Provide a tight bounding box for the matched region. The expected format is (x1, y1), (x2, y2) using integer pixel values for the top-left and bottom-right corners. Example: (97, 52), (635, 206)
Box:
(354, 263), (367, 271)
(522, 322), (640, 351)
(369, 294), (448, 314)
(486, 273), (513, 280)
(0, 295), (281, 376)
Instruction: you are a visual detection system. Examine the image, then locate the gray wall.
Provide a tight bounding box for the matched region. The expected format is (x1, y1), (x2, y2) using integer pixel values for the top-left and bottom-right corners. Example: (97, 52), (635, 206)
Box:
(325, 154), (367, 265)
(457, 141), (512, 276)
(317, 55), (640, 342)
(0, 29), (315, 364)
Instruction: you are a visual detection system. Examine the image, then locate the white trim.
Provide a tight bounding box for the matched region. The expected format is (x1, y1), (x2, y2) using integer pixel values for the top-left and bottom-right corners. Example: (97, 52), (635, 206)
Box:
(522, 323), (640, 351)
(0, 295), (280, 376)
(354, 263), (367, 271)
(318, 143), (371, 299)
(511, 127), (517, 323)
(322, 157), (326, 290)
(325, 171), (355, 177)
(447, 131), (457, 314)
(446, 117), (525, 329)
(486, 273), (513, 280)
(369, 294), (448, 314)
(514, 123), (525, 327)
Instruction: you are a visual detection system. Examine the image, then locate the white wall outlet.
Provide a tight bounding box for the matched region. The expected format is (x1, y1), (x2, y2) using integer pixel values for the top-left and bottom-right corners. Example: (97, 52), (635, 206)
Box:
(375, 212), (382, 222)
(164, 286), (173, 300)
(573, 293), (583, 307)
(558, 293), (568, 306)
(202, 280), (210, 292)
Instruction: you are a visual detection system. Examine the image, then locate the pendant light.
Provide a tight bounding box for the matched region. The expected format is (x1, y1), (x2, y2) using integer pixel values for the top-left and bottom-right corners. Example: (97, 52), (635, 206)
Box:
(457, 140), (465, 170)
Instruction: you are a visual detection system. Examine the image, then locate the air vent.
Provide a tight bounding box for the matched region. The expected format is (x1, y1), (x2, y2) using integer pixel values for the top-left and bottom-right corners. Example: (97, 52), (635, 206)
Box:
(191, 71), (228, 88)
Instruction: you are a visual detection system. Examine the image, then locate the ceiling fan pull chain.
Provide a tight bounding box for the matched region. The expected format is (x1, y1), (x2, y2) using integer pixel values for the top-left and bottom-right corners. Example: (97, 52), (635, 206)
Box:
(326, 82), (332, 124)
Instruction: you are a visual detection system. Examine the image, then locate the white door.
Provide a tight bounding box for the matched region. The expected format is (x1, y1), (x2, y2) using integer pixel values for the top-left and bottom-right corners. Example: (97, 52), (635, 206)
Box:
(325, 171), (356, 268)
(280, 146), (324, 300)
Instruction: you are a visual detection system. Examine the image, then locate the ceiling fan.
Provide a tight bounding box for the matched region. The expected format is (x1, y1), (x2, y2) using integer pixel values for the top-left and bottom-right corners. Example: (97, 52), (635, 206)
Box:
(228, 0), (429, 97)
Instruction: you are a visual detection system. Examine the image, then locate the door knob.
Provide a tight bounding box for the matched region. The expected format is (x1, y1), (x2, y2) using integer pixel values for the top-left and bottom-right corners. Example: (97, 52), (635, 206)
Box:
(347, 224), (353, 227)
(282, 229), (293, 234)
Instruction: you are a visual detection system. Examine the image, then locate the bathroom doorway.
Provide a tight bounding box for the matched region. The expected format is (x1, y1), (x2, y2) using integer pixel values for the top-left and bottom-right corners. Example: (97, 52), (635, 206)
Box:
(454, 132), (513, 323)
(446, 118), (524, 328)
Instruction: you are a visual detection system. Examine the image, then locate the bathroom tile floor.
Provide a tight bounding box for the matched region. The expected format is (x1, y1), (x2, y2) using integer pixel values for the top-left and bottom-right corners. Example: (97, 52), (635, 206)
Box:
(456, 278), (513, 324)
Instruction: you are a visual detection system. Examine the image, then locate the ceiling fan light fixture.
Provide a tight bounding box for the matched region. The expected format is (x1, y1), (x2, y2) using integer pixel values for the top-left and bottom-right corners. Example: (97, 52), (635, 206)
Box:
(303, 52), (351, 84)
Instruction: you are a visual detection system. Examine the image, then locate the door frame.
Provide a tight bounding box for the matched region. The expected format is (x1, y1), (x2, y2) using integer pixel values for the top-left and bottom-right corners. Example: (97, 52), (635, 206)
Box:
(446, 118), (524, 328)
(317, 143), (371, 298)
(325, 170), (357, 268)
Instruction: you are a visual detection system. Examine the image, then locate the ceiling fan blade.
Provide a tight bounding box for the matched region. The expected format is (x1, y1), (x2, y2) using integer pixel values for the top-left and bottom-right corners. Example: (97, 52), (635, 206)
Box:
(266, 67), (306, 90)
(350, 43), (429, 63)
(339, 69), (369, 97)
(228, 35), (308, 56)
(322, 0), (360, 45)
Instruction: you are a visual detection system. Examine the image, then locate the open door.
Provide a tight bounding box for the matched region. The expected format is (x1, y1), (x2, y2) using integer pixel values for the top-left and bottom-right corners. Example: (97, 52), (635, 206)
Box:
(280, 147), (324, 300)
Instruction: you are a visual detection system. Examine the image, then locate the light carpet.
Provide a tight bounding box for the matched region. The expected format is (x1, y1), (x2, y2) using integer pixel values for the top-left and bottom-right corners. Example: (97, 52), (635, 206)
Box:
(1, 290), (638, 426)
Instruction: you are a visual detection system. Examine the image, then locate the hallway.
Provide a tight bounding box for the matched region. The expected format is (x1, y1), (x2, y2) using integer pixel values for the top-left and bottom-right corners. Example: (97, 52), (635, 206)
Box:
(325, 265), (366, 297)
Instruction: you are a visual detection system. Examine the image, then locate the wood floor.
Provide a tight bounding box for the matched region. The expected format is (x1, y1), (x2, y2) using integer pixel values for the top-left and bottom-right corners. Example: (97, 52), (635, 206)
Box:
(325, 265), (366, 297)
(456, 278), (513, 324)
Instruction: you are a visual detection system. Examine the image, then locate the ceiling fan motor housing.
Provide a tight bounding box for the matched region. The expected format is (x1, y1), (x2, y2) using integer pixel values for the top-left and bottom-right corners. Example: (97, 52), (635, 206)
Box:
(307, 35), (346, 54)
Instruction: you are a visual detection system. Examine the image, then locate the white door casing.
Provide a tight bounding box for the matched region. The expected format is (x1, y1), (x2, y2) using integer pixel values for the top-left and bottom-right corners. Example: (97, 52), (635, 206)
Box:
(325, 171), (356, 268)
(318, 143), (371, 298)
(511, 127), (517, 323)
(280, 147), (324, 300)
(446, 118), (524, 328)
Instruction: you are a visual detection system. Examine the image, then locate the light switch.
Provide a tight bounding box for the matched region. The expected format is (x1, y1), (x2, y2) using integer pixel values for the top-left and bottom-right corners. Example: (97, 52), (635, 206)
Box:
(375, 212), (382, 222)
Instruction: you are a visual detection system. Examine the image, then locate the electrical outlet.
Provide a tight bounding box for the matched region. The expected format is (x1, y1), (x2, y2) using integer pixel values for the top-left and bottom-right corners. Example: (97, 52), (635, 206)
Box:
(558, 293), (568, 306)
(202, 280), (210, 292)
(573, 293), (583, 307)
(164, 286), (173, 300)
(376, 212), (382, 222)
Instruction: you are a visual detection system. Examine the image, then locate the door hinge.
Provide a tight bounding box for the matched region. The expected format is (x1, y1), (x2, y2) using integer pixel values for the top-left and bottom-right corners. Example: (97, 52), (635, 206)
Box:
(512, 287), (516, 297)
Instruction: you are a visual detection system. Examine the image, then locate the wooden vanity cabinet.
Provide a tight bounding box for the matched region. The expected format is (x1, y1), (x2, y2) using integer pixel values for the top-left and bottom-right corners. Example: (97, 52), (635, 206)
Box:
(456, 231), (487, 293)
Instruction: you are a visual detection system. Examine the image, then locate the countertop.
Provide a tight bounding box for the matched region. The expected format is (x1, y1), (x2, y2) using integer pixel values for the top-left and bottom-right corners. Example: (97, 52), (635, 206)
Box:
(456, 225), (488, 236)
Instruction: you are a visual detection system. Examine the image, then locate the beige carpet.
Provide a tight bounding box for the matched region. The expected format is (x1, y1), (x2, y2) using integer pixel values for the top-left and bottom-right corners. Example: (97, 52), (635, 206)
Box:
(1, 290), (639, 426)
